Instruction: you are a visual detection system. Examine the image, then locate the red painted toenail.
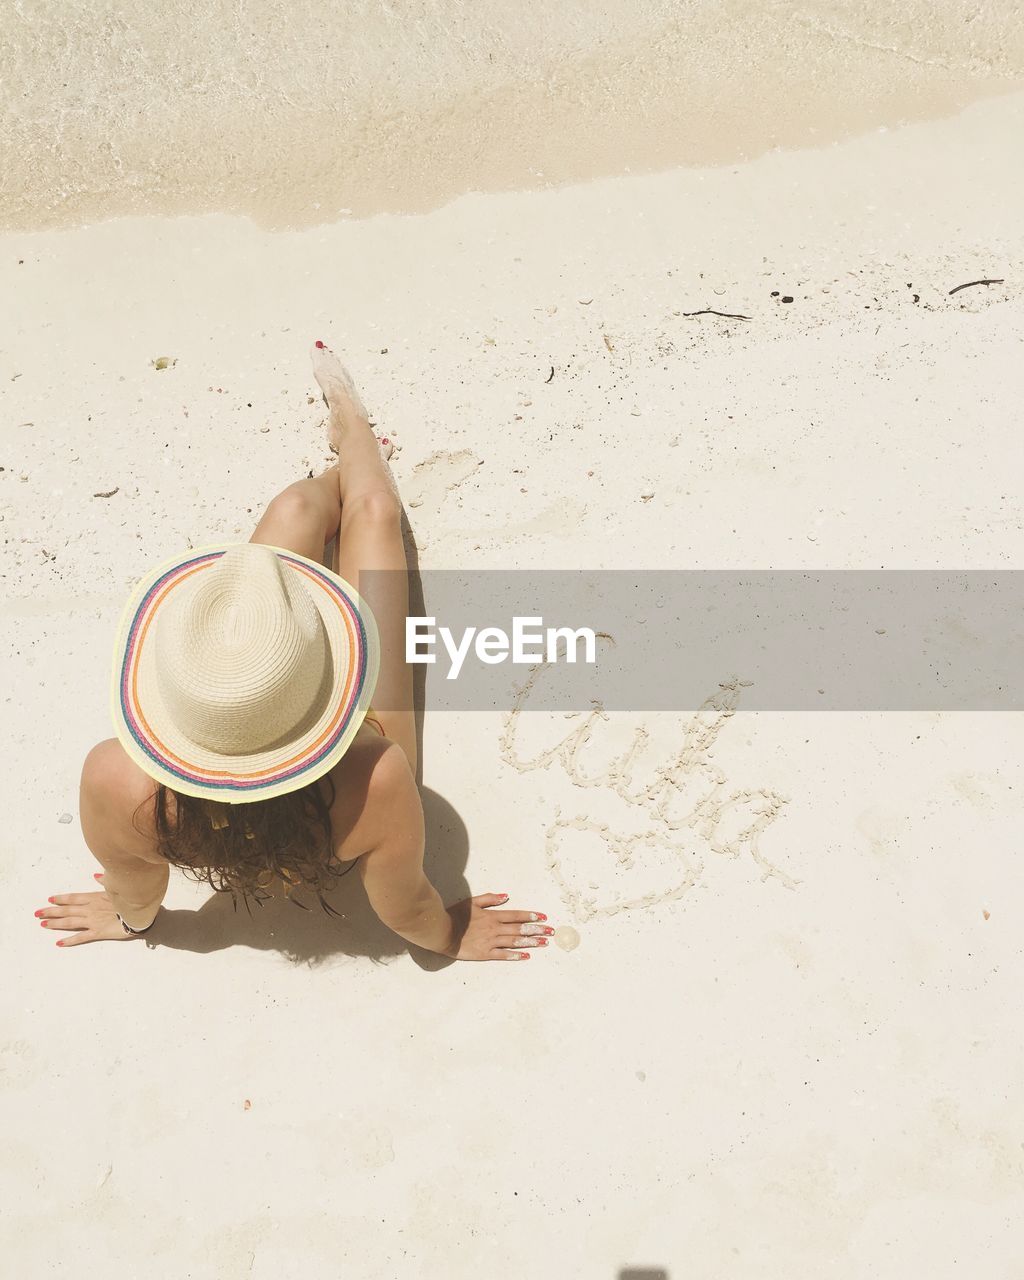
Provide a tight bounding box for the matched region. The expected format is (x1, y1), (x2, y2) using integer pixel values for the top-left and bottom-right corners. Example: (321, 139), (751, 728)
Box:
(315, 340), (325, 349)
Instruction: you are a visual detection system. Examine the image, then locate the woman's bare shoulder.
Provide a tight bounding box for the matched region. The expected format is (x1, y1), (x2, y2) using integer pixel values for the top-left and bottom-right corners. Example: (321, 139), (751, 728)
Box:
(82, 738), (156, 799)
(81, 738), (165, 862)
(326, 735), (420, 856)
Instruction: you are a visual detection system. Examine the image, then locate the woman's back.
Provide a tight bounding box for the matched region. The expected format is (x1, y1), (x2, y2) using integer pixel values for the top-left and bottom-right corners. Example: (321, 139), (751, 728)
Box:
(89, 723), (401, 874)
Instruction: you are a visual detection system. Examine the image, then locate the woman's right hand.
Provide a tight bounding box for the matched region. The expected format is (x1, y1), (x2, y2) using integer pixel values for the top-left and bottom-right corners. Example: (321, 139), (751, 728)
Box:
(444, 893), (553, 961)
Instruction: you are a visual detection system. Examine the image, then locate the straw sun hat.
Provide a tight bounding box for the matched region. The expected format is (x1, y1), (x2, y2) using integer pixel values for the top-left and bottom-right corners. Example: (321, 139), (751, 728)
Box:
(110, 542), (380, 803)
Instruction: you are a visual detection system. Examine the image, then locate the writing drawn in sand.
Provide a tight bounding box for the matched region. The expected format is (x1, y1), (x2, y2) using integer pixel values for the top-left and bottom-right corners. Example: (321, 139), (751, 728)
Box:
(500, 651), (797, 923)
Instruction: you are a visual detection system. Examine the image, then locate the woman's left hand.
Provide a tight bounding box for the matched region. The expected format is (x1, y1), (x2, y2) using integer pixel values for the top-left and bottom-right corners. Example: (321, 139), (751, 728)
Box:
(35, 872), (146, 946)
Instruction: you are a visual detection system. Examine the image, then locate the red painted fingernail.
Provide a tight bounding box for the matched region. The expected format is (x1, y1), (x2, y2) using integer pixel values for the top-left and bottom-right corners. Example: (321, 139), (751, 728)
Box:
(34, 910), (44, 917)
(315, 340), (325, 349)
(56, 940), (65, 947)
(537, 939), (548, 946)
(40, 920), (48, 927)
(47, 896), (55, 903)
(544, 927), (554, 935)
(536, 913), (547, 921)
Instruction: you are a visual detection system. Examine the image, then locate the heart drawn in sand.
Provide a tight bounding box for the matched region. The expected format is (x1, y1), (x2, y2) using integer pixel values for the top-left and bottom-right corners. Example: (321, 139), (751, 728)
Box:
(544, 816), (705, 923)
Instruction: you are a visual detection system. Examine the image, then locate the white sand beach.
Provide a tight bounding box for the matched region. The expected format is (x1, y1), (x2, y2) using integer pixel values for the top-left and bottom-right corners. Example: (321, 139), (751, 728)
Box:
(2, 4), (1024, 1277)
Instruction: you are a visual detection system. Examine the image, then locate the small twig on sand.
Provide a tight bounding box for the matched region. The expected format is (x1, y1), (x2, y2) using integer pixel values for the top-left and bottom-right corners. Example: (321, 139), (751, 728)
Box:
(92, 487), (119, 498)
(545, 365), (555, 383)
(948, 278), (1004, 296)
(680, 308), (752, 321)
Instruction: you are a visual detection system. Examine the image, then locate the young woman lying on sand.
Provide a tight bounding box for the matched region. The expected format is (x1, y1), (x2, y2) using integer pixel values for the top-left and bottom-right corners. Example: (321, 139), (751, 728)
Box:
(35, 342), (551, 961)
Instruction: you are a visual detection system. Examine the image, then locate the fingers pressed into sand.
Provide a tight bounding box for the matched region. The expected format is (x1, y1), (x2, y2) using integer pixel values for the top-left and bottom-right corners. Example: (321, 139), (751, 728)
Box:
(46, 893), (93, 908)
(41, 914), (87, 931)
(55, 931), (96, 947)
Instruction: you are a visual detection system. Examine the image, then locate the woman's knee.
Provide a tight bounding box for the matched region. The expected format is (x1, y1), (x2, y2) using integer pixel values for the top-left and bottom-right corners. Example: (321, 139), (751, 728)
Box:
(250, 484), (332, 559)
(343, 488), (402, 528)
(265, 485), (327, 531)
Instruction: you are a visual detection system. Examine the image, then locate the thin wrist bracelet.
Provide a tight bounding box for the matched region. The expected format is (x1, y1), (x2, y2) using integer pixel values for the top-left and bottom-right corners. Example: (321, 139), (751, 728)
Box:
(116, 912), (155, 936)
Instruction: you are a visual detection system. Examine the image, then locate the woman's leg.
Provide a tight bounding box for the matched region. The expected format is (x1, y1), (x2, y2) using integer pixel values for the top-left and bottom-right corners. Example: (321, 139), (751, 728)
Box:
(250, 342), (416, 774)
(250, 465), (342, 563)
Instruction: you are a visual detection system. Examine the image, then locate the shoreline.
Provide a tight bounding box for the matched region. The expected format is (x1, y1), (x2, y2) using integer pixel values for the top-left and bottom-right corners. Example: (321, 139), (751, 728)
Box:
(3, 2), (1022, 234)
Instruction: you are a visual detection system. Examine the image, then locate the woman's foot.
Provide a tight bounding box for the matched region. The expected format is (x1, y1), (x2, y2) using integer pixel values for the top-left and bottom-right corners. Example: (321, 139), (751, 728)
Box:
(310, 340), (397, 459)
(311, 339), (370, 421)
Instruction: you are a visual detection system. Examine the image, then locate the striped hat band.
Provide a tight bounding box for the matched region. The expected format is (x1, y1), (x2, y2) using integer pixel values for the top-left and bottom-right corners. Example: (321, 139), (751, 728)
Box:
(110, 542), (380, 802)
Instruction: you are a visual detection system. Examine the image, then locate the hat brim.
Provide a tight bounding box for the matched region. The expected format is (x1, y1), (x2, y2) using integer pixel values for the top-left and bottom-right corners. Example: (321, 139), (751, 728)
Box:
(110, 542), (380, 803)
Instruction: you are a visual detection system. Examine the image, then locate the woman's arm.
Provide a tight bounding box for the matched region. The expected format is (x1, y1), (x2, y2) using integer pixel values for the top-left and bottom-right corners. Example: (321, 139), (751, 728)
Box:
(39, 743), (170, 947)
(79, 742), (170, 930)
(356, 746), (456, 954)
(356, 745), (549, 962)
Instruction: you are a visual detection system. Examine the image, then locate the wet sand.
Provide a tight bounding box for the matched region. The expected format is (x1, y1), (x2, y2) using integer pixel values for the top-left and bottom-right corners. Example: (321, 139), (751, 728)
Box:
(2, 0), (1023, 231)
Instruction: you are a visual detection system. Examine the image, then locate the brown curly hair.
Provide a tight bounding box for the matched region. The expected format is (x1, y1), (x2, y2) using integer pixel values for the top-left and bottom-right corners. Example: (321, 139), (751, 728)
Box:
(131, 775), (356, 915)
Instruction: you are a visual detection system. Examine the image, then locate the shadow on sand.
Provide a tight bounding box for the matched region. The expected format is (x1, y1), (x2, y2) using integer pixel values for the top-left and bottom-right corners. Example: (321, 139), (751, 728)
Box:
(142, 784), (469, 969)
